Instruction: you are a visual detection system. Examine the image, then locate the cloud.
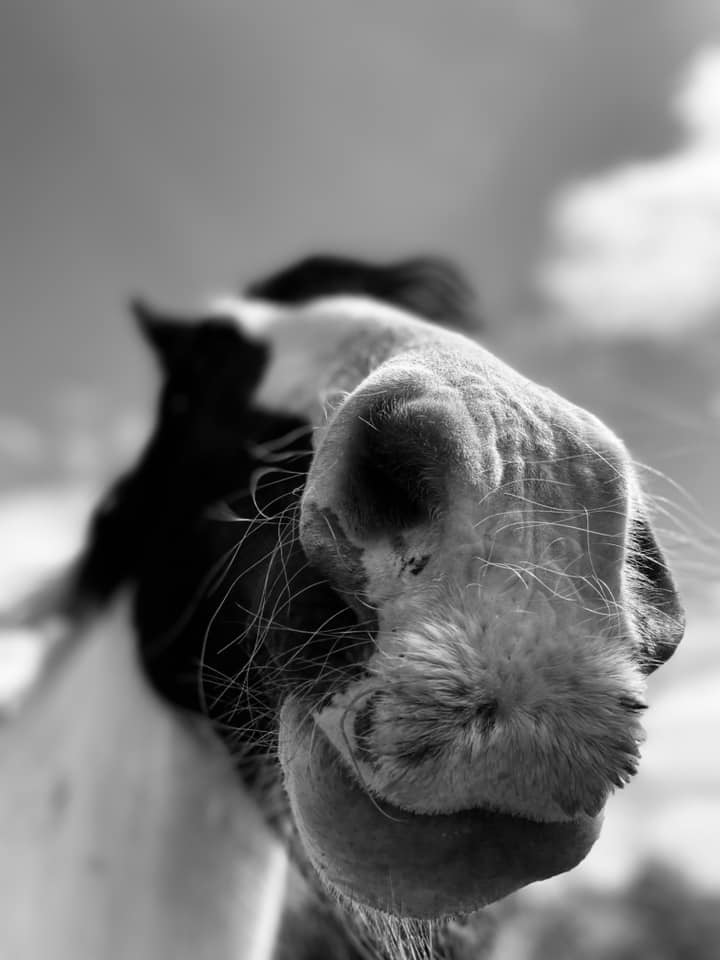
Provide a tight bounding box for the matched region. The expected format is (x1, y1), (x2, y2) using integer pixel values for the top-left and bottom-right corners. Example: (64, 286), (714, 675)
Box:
(0, 393), (147, 601)
(537, 47), (720, 337)
(0, 392), (148, 490)
(0, 415), (45, 466)
(51, 386), (148, 481)
(0, 390), (149, 704)
(0, 628), (47, 708)
(0, 484), (96, 705)
(0, 485), (94, 611)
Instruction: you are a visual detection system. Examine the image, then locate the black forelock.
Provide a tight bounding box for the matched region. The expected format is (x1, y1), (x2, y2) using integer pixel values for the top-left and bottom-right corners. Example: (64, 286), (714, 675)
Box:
(245, 253), (482, 332)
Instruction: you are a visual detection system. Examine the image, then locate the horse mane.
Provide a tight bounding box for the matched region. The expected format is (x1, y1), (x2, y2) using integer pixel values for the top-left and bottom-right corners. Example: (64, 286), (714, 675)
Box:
(246, 253), (481, 332)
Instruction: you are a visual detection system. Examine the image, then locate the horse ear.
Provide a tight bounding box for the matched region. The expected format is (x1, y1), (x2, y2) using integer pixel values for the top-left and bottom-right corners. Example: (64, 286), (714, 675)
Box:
(130, 298), (195, 372)
(625, 507), (685, 673)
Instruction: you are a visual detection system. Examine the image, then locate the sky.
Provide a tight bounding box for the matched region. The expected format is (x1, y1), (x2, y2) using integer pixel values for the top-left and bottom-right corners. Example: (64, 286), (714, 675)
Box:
(2, 1), (720, 897)
(2, 0), (719, 433)
(539, 46), (720, 335)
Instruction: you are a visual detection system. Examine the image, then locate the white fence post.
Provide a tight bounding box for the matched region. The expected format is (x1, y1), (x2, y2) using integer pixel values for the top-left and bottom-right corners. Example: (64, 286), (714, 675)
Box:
(0, 597), (287, 960)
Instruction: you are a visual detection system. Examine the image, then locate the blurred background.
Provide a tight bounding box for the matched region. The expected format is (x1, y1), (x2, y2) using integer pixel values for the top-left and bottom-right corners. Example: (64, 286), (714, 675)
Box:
(2, 2), (720, 956)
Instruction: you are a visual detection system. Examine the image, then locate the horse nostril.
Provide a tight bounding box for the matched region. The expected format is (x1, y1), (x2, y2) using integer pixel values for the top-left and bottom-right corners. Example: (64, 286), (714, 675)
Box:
(353, 693), (380, 762)
(474, 700), (498, 735)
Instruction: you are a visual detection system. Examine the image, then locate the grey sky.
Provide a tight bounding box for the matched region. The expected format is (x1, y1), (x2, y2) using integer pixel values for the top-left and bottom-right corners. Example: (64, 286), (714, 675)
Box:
(2, 0), (718, 430)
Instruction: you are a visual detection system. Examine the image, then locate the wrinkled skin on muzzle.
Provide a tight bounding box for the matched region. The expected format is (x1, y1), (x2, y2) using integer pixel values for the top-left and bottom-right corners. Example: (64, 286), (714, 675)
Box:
(69, 265), (684, 924)
(273, 313), (684, 916)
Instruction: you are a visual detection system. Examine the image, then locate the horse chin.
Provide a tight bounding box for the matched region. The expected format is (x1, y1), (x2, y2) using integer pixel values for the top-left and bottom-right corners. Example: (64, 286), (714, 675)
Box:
(278, 696), (602, 919)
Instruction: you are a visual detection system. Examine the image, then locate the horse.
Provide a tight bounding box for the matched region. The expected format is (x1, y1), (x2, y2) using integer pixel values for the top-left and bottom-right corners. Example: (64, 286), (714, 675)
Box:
(62, 254), (685, 955)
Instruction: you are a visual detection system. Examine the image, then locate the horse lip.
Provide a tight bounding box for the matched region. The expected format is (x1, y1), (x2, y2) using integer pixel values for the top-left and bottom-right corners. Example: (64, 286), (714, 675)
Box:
(279, 697), (603, 919)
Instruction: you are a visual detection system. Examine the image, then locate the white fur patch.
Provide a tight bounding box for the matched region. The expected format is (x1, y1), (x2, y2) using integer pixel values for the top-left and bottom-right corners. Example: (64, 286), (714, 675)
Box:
(207, 293), (428, 342)
(206, 295), (282, 338)
(207, 293), (453, 423)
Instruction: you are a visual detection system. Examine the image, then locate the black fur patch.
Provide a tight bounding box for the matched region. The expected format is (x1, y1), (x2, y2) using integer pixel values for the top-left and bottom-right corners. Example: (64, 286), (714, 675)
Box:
(246, 253), (481, 331)
(353, 692), (381, 765)
(627, 515), (685, 673)
(68, 307), (361, 750)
